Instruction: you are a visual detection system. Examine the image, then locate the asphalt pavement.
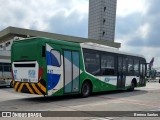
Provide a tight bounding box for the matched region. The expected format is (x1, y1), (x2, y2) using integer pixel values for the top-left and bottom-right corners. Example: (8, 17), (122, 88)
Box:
(0, 82), (160, 120)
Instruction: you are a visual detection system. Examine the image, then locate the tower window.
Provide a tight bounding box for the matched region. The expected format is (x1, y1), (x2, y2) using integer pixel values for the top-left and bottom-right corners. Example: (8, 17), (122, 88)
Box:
(103, 31), (105, 36)
(104, 7), (106, 12)
(103, 19), (106, 24)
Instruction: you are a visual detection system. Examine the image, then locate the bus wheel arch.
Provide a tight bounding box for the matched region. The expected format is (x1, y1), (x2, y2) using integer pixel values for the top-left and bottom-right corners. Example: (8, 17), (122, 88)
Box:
(132, 78), (137, 87)
(81, 79), (92, 97)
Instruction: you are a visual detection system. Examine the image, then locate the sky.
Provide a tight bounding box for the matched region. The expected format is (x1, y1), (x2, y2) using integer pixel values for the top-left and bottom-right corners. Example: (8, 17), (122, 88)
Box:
(0, 0), (160, 68)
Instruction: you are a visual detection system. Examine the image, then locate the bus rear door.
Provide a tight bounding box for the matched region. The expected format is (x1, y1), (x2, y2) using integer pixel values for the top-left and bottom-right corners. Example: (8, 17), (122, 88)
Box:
(46, 44), (80, 96)
(117, 57), (127, 89)
(46, 44), (63, 96)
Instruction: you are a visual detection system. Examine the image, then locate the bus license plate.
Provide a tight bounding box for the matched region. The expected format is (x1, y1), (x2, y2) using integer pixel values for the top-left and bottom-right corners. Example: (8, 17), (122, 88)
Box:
(23, 79), (28, 82)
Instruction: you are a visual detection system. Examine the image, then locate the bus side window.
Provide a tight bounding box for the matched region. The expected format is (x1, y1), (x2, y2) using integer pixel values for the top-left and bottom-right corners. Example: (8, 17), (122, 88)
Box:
(50, 50), (61, 67)
(123, 58), (127, 73)
(84, 52), (101, 76)
(3, 65), (9, 72)
(101, 54), (115, 76)
(0, 63), (2, 71)
(128, 58), (134, 76)
(134, 59), (139, 76)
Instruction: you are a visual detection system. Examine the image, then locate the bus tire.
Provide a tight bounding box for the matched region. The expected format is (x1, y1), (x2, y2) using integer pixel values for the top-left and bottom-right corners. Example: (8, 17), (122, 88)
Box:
(128, 81), (135, 91)
(81, 81), (92, 98)
(159, 79), (160, 83)
(130, 82), (135, 91)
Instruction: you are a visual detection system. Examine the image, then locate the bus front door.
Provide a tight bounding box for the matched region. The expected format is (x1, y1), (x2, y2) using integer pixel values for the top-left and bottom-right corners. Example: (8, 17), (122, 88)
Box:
(117, 57), (126, 89)
(139, 62), (146, 86)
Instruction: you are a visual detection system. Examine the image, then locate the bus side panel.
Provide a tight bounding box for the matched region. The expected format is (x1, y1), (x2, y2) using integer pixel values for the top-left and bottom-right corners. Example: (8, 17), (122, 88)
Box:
(46, 43), (63, 96)
(46, 43), (82, 96)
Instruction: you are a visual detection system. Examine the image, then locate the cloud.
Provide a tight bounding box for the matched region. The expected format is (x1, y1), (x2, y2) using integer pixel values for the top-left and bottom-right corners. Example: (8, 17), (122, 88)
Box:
(117, 0), (147, 17)
(116, 0), (160, 47)
(0, 0), (88, 37)
(116, 0), (160, 67)
(0, 0), (160, 67)
(116, 13), (143, 39)
(47, 9), (88, 37)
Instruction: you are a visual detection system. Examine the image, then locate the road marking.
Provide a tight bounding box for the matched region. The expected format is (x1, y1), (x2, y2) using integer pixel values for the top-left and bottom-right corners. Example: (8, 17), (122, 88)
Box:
(71, 95), (160, 109)
(150, 108), (160, 111)
(98, 96), (160, 108)
(90, 117), (114, 120)
(105, 117), (114, 120)
(71, 101), (121, 108)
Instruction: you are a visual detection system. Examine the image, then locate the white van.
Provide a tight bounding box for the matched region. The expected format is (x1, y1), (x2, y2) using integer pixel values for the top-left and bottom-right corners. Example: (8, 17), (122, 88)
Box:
(0, 62), (13, 87)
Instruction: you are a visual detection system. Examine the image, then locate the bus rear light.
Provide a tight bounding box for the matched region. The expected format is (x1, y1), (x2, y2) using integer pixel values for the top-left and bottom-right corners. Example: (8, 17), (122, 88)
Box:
(38, 67), (44, 80)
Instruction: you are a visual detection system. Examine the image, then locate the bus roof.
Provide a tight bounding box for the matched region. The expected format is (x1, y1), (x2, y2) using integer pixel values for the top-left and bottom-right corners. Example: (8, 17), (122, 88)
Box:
(13, 37), (145, 59)
(81, 42), (145, 59)
(13, 37), (82, 49)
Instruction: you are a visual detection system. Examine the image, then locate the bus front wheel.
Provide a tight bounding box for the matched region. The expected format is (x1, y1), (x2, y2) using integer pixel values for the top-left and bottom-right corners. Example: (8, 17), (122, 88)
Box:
(131, 82), (135, 91)
(127, 81), (135, 91)
(81, 81), (91, 98)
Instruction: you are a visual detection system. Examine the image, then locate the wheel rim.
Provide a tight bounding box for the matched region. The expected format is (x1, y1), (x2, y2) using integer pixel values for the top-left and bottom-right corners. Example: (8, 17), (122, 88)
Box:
(82, 84), (89, 96)
(131, 82), (135, 90)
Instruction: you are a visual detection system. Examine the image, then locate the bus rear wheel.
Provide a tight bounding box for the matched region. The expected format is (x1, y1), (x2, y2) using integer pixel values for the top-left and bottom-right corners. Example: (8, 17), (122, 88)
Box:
(81, 81), (91, 98)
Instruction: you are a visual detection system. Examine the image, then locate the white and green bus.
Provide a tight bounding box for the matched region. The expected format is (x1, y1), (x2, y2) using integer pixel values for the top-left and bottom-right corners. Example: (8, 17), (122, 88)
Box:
(11, 37), (147, 97)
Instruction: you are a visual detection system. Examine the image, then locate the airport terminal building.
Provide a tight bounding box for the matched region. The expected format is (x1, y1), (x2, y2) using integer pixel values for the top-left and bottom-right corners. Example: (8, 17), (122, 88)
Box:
(0, 26), (121, 53)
